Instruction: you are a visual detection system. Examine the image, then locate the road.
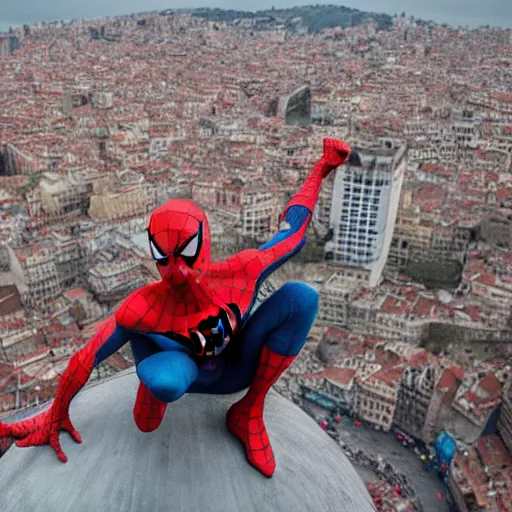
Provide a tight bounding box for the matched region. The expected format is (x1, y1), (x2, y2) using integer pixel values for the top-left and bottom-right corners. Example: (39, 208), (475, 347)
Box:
(335, 420), (453, 512)
(302, 402), (454, 512)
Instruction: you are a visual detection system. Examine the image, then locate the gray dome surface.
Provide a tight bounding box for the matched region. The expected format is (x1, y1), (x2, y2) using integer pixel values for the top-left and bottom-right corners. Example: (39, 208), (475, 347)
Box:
(0, 370), (373, 512)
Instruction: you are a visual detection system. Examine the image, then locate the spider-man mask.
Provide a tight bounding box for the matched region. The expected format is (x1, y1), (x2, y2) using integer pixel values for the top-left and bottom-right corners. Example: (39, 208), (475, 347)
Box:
(147, 199), (211, 289)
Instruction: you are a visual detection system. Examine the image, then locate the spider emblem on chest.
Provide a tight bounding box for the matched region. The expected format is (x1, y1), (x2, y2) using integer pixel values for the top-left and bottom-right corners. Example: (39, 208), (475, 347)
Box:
(188, 304), (241, 358)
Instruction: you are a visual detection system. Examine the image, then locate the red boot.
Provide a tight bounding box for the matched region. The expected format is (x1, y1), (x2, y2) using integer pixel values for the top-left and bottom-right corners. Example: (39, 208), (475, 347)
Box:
(226, 345), (295, 477)
(133, 382), (168, 433)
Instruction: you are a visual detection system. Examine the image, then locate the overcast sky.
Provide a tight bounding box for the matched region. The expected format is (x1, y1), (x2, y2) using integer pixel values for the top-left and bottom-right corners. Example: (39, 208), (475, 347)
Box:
(1, 0), (511, 32)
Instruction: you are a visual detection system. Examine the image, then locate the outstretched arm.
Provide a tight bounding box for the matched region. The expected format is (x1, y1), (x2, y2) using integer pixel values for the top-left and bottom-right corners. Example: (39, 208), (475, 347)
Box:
(0, 315), (129, 462)
(256, 138), (351, 270)
(52, 316), (130, 415)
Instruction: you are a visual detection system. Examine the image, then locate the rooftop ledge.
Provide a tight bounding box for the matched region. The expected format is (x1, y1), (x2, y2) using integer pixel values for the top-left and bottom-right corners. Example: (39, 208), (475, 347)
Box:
(0, 369), (373, 512)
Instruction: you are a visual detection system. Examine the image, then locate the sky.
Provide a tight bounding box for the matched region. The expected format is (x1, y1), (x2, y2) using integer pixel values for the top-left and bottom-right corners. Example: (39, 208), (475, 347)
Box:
(1, 0), (511, 33)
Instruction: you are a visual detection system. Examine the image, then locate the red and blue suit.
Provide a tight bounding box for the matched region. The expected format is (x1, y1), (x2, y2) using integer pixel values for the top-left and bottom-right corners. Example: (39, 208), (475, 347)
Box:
(0, 139), (350, 478)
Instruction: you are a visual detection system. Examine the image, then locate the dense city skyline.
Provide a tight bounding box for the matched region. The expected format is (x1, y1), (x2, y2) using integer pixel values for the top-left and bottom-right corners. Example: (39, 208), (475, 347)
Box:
(0, 8), (511, 511)
(1, 0), (512, 32)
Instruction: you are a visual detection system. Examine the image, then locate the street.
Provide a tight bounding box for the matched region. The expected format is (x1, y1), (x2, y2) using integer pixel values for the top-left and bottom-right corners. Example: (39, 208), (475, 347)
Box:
(302, 402), (454, 512)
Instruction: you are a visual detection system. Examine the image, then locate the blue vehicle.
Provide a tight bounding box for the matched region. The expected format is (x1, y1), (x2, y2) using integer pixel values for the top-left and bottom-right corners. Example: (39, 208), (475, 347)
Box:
(303, 391), (337, 411)
(435, 431), (456, 468)
(301, 386), (350, 413)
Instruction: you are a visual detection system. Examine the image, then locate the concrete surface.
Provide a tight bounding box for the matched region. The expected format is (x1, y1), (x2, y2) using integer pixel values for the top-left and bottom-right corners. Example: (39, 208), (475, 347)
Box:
(0, 370), (373, 512)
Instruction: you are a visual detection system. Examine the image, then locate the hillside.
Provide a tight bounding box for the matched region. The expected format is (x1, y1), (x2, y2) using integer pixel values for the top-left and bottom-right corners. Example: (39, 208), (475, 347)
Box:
(188, 4), (395, 33)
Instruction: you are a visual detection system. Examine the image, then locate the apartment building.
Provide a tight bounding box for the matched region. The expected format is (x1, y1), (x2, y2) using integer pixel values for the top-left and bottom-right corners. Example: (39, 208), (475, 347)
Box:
(353, 367), (402, 431)
(394, 365), (438, 440)
(498, 380), (512, 453)
(3, 143), (49, 176)
(241, 187), (280, 242)
(39, 173), (87, 218)
(192, 179), (281, 242)
(317, 273), (356, 328)
(88, 184), (159, 219)
(326, 142), (407, 287)
(13, 242), (62, 311)
(449, 436), (512, 512)
(88, 255), (144, 304)
(387, 219), (471, 274)
(50, 232), (83, 289)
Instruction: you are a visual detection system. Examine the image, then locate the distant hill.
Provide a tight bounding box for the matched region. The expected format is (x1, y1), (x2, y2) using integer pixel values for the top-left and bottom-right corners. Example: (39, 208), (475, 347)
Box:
(187, 5), (394, 33)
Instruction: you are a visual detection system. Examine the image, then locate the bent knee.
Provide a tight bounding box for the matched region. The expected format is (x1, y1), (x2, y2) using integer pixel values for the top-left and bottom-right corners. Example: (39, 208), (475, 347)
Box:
(151, 384), (185, 403)
(280, 281), (319, 316)
(137, 363), (188, 404)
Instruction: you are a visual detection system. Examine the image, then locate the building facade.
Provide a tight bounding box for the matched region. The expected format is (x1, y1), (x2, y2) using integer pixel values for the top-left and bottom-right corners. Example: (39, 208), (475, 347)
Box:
(326, 142), (407, 287)
(394, 365), (437, 441)
(13, 242), (62, 311)
(498, 380), (512, 454)
(353, 368), (402, 431)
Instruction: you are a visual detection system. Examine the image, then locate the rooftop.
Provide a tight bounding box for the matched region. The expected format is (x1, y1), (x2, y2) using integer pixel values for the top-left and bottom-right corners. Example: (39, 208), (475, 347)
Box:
(0, 370), (373, 512)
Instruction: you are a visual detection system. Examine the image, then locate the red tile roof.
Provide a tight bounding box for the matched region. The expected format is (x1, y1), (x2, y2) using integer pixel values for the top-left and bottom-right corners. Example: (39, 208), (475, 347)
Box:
(302, 366), (357, 386)
(420, 163), (456, 177)
(322, 367), (357, 386)
(62, 287), (91, 302)
(475, 273), (496, 286)
(449, 366), (464, 381)
(379, 296), (409, 315)
(411, 297), (436, 317)
(478, 372), (502, 399)
(476, 435), (512, 476)
(372, 367), (403, 387)
(436, 368), (460, 394)
(463, 305), (481, 323)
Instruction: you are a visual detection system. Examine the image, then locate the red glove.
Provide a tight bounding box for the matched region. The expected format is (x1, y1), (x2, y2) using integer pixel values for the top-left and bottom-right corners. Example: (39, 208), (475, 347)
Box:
(320, 138), (351, 178)
(0, 405), (82, 462)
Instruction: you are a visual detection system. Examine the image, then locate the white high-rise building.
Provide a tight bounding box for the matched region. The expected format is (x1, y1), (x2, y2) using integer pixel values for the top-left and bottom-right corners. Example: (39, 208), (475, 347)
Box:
(326, 142), (407, 287)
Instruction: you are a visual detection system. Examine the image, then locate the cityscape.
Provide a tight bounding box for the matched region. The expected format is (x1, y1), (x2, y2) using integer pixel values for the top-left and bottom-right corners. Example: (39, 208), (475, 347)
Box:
(0, 5), (511, 512)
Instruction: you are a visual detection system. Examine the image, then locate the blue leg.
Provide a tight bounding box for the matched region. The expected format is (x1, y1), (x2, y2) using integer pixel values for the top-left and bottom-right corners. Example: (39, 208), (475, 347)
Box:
(131, 333), (198, 403)
(189, 281), (319, 394)
(137, 351), (198, 403)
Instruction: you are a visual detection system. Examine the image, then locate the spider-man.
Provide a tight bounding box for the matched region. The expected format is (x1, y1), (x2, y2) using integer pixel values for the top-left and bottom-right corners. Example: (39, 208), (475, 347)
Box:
(0, 138), (350, 478)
